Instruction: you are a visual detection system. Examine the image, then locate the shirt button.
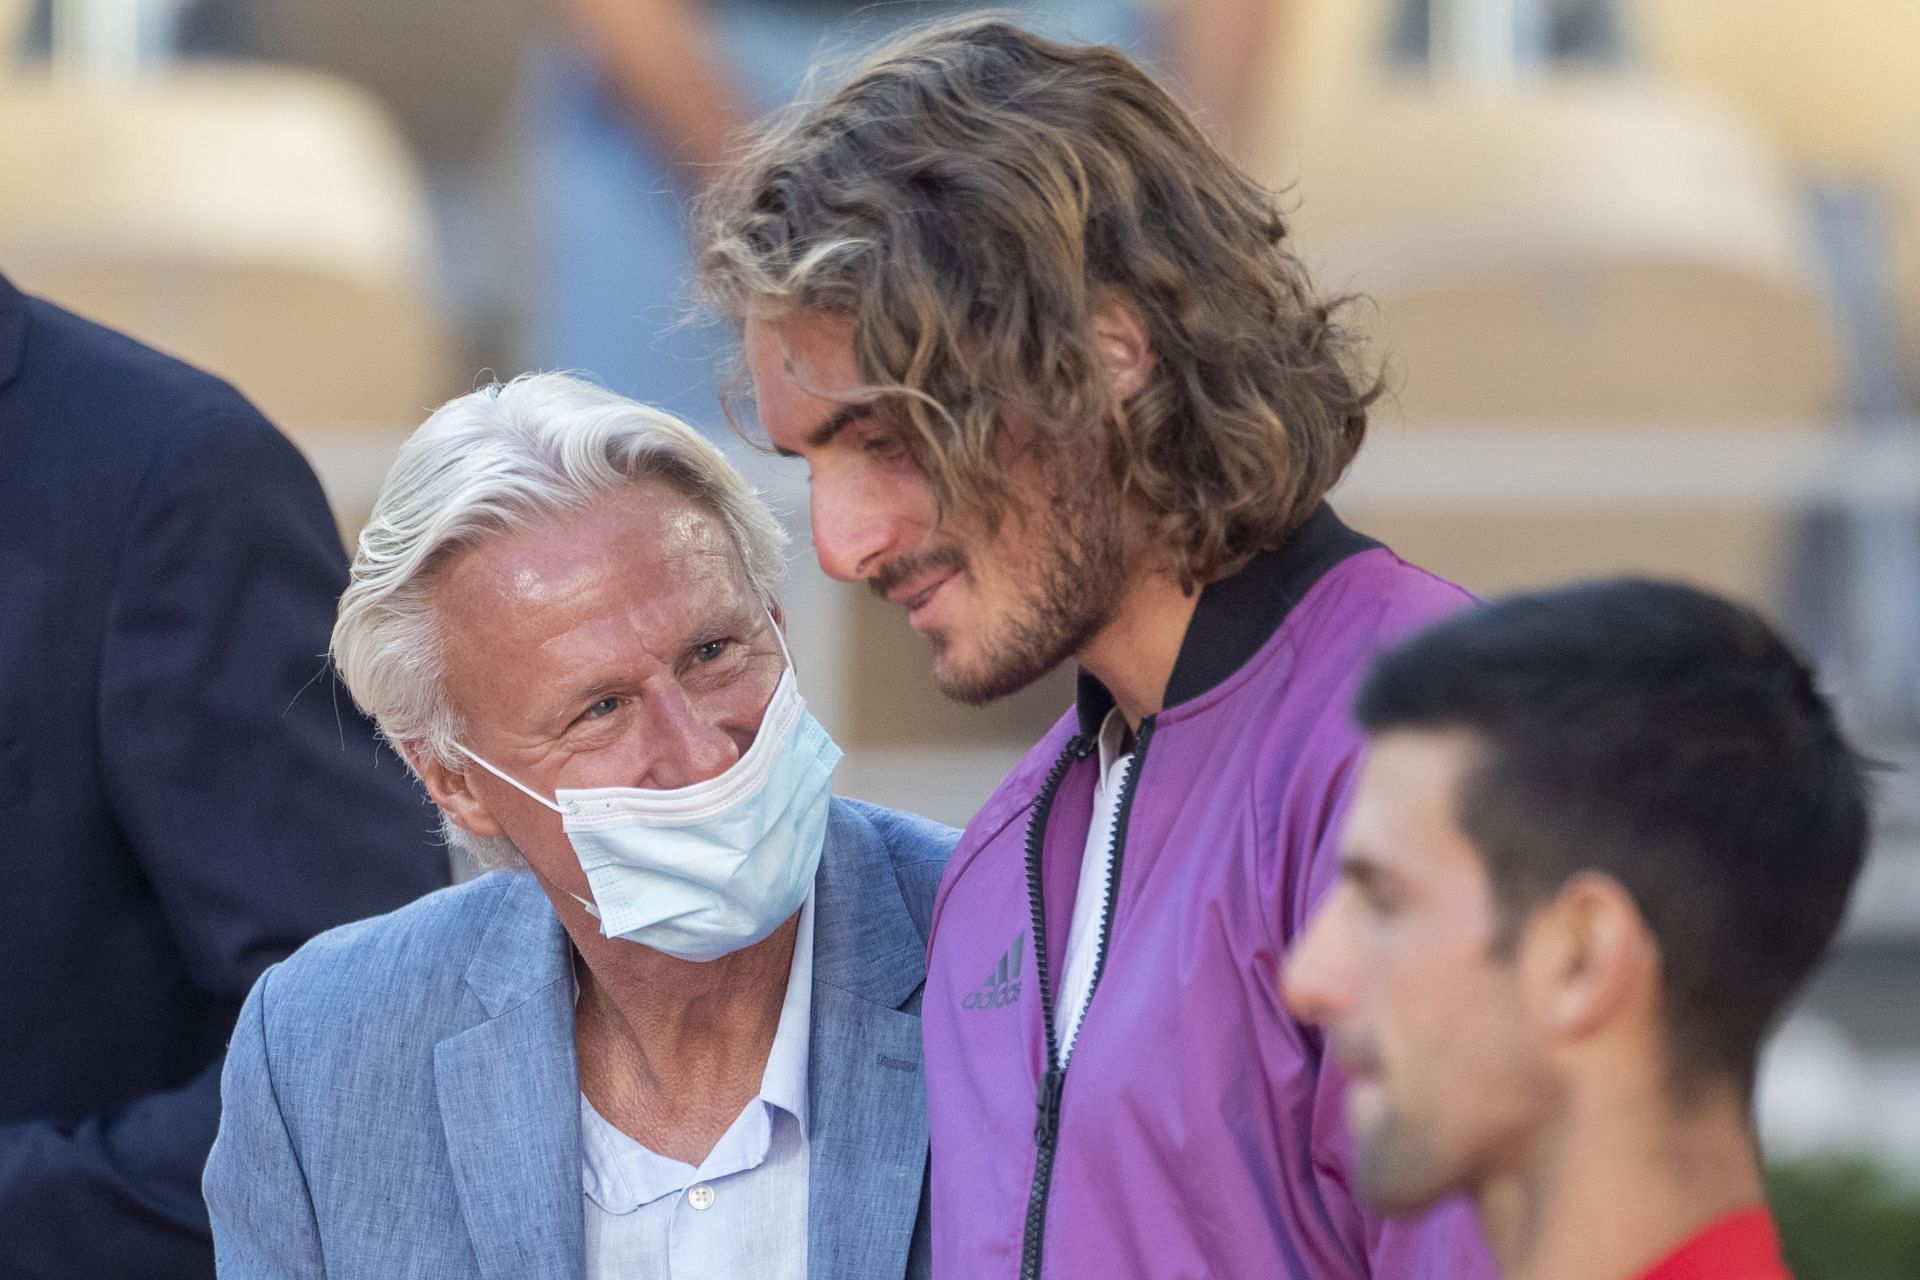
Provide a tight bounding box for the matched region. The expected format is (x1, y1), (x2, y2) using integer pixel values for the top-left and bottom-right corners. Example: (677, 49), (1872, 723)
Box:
(687, 1184), (716, 1211)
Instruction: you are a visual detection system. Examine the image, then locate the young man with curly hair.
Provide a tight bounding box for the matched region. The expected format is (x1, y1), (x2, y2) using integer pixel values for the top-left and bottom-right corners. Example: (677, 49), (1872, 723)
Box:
(699, 19), (1495, 1278)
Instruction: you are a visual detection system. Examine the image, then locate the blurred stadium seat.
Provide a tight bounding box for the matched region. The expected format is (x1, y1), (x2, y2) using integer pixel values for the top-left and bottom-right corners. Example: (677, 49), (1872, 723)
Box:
(1, 0), (27, 61)
(1238, 0), (1396, 167)
(1268, 76), (1841, 607)
(241, 0), (531, 171)
(1629, 0), (1920, 176)
(0, 64), (457, 532)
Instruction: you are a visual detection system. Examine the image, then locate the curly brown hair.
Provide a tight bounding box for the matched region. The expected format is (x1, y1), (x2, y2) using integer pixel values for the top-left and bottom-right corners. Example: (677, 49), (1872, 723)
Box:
(697, 16), (1377, 589)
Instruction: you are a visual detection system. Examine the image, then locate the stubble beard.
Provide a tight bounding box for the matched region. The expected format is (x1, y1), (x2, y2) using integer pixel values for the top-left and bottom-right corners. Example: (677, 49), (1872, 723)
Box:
(1344, 1018), (1554, 1218)
(924, 465), (1132, 707)
(1354, 1104), (1454, 1214)
(1336, 1026), (1452, 1213)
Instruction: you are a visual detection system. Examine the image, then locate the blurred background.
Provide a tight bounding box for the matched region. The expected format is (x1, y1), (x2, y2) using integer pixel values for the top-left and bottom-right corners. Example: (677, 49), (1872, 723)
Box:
(4, 0), (1917, 1268)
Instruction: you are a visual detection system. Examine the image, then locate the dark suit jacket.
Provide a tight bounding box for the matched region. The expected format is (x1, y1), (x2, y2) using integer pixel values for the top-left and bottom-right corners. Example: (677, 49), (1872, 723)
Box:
(0, 273), (449, 1277)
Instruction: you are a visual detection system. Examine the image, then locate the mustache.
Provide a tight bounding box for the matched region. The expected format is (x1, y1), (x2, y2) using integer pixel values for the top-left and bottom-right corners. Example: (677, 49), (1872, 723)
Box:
(868, 545), (969, 601)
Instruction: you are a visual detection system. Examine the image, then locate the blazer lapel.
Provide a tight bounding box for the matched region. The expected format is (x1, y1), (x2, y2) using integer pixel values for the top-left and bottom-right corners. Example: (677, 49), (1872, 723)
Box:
(808, 802), (935, 1280)
(434, 877), (585, 1280)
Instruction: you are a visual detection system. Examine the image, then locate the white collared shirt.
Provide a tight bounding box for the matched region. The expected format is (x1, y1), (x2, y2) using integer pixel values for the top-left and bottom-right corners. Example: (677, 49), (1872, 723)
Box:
(1055, 708), (1134, 1067)
(578, 893), (813, 1280)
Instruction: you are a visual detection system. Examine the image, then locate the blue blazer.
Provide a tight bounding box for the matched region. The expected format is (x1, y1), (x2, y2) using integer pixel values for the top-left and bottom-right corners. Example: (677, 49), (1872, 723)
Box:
(206, 798), (954, 1279)
(0, 273), (448, 1277)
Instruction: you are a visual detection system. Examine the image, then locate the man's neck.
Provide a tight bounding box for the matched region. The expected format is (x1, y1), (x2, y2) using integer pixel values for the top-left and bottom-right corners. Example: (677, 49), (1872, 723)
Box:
(567, 912), (800, 1163)
(1480, 1081), (1767, 1280)
(1077, 568), (1200, 728)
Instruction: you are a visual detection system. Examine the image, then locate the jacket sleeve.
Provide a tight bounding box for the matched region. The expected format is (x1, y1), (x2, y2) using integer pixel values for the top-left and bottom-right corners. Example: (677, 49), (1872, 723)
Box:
(205, 968), (328, 1280)
(0, 1063), (227, 1278)
(1361, 1194), (1499, 1279)
(95, 403), (446, 995)
(0, 398), (443, 1267)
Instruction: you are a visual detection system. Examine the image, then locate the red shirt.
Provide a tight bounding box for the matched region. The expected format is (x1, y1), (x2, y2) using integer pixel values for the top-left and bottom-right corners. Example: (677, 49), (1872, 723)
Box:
(1638, 1207), (1792, 1280)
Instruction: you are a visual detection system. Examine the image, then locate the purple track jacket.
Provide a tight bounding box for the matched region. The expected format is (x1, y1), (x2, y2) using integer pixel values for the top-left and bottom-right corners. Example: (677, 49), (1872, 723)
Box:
(923, 507), (1499, 1279)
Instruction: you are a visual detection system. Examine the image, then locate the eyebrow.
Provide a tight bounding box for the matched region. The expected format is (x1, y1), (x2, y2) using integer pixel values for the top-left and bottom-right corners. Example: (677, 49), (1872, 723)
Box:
(772, 403), (873, 459)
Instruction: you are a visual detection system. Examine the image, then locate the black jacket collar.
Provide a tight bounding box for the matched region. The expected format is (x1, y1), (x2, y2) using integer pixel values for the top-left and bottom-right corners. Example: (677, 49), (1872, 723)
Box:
(1075, 504), (1380, 735)
(0, 272), (29, 391)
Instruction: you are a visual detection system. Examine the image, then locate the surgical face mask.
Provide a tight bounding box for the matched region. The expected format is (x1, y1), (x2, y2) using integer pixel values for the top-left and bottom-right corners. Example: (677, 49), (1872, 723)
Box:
(455, 611), (841, 962)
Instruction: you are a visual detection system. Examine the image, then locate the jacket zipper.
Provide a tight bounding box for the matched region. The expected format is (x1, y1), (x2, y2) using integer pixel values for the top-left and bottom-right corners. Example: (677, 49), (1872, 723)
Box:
(1019, 716), (1156, 1280)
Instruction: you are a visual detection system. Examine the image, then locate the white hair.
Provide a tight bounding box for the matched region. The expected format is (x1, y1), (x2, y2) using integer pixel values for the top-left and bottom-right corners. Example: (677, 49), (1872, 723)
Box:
(332, 373), (789, 866)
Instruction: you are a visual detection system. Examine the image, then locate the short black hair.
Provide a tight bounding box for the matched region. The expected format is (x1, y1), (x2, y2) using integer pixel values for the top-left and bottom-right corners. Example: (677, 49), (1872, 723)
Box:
(1355, 578), (1871, 1100)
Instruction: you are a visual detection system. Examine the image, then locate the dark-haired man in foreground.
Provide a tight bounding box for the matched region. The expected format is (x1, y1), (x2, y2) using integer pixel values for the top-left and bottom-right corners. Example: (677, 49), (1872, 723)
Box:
(1285, 578), (1872, 1280)
(701, 17), (1493, 1278)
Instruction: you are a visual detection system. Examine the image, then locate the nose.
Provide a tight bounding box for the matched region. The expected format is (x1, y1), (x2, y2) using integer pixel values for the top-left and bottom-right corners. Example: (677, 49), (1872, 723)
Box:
(638, 681), (742, 789)
(809, 469), (903, 584)
(1280, 892), (1355, 1028)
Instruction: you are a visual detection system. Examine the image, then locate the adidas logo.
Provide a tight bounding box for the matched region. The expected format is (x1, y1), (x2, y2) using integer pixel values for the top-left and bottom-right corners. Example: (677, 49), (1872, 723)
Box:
(962, 932), (1024, 1010)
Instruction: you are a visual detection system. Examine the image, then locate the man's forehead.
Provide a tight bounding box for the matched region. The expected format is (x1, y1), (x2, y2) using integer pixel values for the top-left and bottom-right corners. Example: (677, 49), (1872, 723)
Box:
(1363, 727), (1481, 791)
(1345, 729), (1484, 868)
(435, 490), (752, 661)
(447, 485), (717, 580)
(744, 313), (869, 430)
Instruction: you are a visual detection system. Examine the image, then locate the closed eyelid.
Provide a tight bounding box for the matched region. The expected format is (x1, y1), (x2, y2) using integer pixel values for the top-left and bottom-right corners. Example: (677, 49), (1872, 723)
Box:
(859, 428), (909, 456)
(1340, 856), (1405, 901)
(812, 403), (872, 448)
(772, 403), (873, 458)
(1339, 856), (1379, 886)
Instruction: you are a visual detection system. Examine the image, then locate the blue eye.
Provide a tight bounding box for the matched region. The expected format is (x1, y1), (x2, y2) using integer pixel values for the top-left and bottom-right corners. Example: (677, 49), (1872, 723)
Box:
(583, 697), (620, 719)
(694, 639), (728, 662)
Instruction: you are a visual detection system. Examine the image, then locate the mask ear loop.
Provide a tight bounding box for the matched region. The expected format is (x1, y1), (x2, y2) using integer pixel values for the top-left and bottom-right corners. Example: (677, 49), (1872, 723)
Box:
(765, 603), (795, 678)
(445, 744), (602, 917)
(450, 742), (566, 815)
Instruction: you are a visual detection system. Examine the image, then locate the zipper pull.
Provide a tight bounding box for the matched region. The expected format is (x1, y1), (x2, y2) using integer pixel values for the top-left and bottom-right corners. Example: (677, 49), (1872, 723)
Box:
(1033, 1067), (1065, 1148)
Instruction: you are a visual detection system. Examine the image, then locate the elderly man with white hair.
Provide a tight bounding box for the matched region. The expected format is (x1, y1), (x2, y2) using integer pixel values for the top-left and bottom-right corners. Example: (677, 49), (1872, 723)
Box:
(203, 373), (952, 1280)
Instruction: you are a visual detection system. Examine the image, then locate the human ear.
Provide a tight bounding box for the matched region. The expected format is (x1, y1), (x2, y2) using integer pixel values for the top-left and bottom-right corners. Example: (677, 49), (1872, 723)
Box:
(1523, 872), (1655, 1044)
(406, 742), (506, 839)
(1090, 295), (1155, 402)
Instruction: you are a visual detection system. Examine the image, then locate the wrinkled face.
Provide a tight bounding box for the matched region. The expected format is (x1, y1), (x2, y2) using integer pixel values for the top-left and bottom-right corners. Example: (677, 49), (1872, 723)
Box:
(429, 482), (785, 911)
(744, 311), (1129, 705)
(1282, 730), (1557, 1212)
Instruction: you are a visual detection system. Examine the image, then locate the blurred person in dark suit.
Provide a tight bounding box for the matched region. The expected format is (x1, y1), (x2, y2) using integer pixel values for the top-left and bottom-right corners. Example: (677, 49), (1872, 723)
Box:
(1284, 579), (1872, 1280)
(0, 270), (448, 1278)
